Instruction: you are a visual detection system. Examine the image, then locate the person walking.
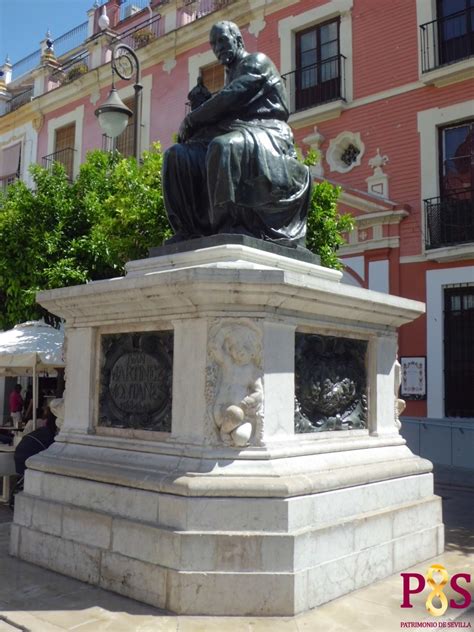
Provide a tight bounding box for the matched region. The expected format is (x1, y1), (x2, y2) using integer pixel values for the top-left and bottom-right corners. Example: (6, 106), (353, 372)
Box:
(8, 384), (23, 428)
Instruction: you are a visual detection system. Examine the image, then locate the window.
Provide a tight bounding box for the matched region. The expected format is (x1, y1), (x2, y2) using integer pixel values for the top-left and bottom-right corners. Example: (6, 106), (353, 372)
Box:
(0, 142), (21, 190)
(295, 18), (341, 111)
(440, 120), (474, 196)
(200, 62), (224, 94)
(437, 0), (474, 66)
(444, 285), (474, 417)
(278, 0), (353, 119)
(424, 119), (474, 249)
(116, 97), (135, 157)
(53, 123), (76, 180)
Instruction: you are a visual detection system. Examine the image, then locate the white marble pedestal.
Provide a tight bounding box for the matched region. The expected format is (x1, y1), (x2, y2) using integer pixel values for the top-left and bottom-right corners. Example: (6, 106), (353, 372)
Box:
(10, 241), (443, 616)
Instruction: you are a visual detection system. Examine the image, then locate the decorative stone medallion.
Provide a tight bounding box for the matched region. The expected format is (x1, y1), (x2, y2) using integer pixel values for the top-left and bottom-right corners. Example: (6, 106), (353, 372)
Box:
(99, 331), (173, 431)
(295, 333), (368, 432)
(326, 131), (365, 174)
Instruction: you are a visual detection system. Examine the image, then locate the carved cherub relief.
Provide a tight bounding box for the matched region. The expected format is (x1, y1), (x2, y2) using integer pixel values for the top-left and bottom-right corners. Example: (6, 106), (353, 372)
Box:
(394, 359), (406, 429)
(207, 319), (264, 447)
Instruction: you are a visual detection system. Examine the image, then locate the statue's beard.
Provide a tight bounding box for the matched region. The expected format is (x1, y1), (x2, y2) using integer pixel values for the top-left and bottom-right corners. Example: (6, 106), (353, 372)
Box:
(219, 50), (236, 65)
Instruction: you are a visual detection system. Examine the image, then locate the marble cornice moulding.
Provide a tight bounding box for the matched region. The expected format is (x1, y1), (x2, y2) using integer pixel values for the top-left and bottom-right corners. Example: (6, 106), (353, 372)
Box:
(56, 425), (396, 460)
(354, 209), (409, 228)
(31, 68), (102, 116)
(37, 264), (424, 329)
(339, 237), (401, 256)
(338, 189), (408, 214)
(29, 440), (430, 497)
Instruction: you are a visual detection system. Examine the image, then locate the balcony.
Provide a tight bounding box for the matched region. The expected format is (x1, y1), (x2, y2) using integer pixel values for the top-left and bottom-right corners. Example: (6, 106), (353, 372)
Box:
(420, 7), (474, 74)
(6, 88), (34, 114)
(117, 13), (164, 50)
(42, 147), (76, 181)
(178, 0), (235, 25)
(281, 55), (346, 116)
(50, 51), (90, 87)
(425, 189), (474, 250)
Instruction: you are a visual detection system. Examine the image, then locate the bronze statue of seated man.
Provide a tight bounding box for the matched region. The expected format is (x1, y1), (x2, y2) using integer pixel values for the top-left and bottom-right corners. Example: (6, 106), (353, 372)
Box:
(162, 21), (311, 248)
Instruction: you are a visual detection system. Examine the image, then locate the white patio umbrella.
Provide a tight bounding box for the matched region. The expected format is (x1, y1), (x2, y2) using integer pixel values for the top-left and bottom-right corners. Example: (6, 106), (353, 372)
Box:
(0, 321), (65, 429)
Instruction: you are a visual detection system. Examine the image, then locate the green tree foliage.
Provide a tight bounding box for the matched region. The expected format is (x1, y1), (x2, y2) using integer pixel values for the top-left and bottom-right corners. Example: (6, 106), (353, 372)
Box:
(0, 144), (171, 329)
(0, 144), (352, 329)
(303, 150), (354, 269)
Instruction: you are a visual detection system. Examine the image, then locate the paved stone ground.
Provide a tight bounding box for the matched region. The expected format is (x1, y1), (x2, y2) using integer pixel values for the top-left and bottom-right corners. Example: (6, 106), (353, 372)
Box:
(0, 480), (472, 631)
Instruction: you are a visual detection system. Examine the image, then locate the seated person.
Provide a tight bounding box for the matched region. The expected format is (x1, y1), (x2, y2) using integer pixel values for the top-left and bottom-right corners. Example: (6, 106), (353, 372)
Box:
(163, 21), (310, 248)
(0, 430), (13, 446)
(14, 409), (57, 476)
(22, 404), (48, 436)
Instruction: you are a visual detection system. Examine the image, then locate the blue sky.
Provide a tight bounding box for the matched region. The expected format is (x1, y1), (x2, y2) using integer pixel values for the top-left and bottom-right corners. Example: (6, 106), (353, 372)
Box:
(0, 0), (94, 65)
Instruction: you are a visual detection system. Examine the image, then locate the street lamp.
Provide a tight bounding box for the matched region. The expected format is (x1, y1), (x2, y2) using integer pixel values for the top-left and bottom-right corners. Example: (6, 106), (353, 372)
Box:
(95, 44), (142, 164)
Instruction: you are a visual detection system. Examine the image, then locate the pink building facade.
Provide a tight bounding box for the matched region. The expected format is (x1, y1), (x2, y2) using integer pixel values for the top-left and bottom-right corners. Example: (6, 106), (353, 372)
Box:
(0, 0), (473, 467)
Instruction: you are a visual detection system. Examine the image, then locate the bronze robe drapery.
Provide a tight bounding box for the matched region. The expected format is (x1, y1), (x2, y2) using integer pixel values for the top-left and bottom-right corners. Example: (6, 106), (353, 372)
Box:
(163, 52), (311, 247)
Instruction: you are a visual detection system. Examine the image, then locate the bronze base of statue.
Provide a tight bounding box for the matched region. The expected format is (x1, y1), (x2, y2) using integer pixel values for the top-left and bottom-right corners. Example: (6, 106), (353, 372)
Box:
(149, 233), (320, 265)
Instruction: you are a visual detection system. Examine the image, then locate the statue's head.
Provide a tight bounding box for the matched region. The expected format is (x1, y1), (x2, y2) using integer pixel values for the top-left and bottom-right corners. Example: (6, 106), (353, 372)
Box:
(210, 21), (245, 66)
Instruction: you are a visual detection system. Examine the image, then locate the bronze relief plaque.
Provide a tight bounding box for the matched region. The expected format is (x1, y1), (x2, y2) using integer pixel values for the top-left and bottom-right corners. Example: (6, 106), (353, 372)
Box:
(295, 333), (368, 433)
(99, 331), (173, 431)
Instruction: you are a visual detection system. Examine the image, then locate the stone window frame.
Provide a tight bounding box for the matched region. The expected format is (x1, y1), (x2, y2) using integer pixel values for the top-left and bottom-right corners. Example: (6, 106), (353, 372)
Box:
(188, 49), (217, 93)
(426, 267), (474, 418)
(417, 100), (474, 258)
(278, 0), (354, 122)
(46, 105), (84, 180)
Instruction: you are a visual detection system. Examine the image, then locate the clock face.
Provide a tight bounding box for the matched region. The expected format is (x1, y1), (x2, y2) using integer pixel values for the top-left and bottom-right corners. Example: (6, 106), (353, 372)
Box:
(113, 47), (134, 79)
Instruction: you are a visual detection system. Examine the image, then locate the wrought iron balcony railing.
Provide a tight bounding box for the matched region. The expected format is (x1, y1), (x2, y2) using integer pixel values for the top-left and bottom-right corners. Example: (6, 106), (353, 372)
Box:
(420, 7), (474, 73)
(281, 54), (346, 115)
(50, 51), (90, 86)
(6, 88), (34, 113)
(42, 147), (76, 181)
(117, 13), (164, 50)
(425, 189), (474, 249)
(179, 0), (235, 25)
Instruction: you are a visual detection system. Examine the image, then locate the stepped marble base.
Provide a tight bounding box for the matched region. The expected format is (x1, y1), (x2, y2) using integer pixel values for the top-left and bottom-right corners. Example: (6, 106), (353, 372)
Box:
(11, 241), (443, 615)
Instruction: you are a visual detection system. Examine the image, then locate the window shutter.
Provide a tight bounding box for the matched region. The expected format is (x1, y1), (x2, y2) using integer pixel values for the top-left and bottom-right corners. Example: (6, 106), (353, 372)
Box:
(0, 142), (21, 179)
(116, 97), (135, 157)
(200, 63), (225, 94)
(55, 123), (76, 152)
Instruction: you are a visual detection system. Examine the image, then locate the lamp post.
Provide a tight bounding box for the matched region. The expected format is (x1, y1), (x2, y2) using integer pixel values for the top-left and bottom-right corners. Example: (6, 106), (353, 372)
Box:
(95, 44), (142, 164)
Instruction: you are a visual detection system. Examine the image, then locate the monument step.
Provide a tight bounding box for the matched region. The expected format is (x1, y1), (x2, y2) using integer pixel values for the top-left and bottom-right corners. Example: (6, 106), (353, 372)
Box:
(10, 518), (443, 616)
(13, 490), (441, 574)
(24, 468), (435, 532)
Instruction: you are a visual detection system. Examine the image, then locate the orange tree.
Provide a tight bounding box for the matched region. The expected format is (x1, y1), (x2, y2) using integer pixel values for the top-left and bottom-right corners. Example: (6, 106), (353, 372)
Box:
(0, 144), (351, 329)
(0, 144), (170, 329)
